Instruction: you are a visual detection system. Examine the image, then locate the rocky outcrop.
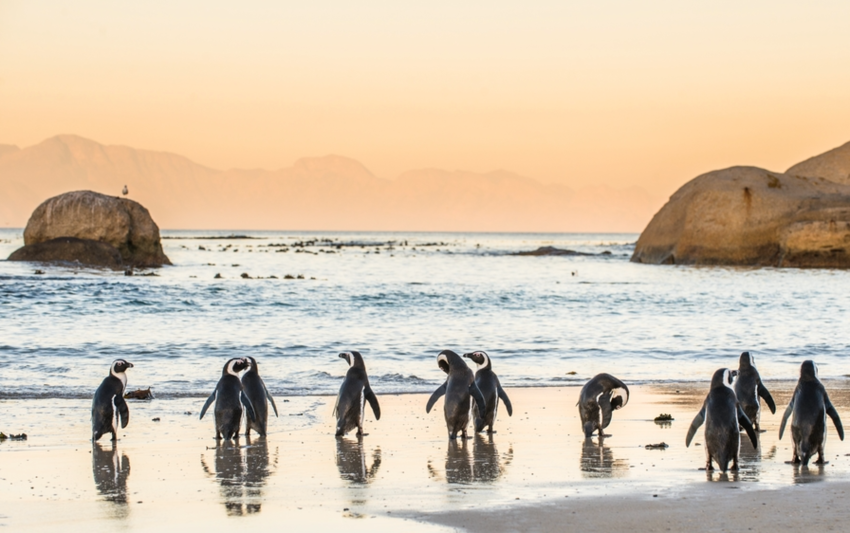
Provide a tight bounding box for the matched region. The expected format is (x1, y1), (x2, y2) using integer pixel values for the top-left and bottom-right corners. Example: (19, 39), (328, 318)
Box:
(787, 141), (850, 185)
(513, 246), (594, 256)
(8, 237), (124, 269)
(631, 166), (850, 268)
(12, 190), (171, 267)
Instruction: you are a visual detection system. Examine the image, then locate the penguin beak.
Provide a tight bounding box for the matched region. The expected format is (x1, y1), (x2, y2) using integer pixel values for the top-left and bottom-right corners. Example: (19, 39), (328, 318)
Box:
(127, 362), (134, 368)
(338, 353), (347, 359)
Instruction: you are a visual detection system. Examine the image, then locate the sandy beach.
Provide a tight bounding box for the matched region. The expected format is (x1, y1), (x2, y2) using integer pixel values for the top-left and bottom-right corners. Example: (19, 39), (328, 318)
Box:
(2, 382), (850, 531)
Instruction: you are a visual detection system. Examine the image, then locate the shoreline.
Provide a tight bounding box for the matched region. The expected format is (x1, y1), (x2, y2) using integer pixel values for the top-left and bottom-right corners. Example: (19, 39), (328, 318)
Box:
(3, 377), (850, 401)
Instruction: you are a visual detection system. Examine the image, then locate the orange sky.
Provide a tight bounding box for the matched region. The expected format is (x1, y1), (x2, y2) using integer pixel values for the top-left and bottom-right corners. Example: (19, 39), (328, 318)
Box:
(2, 1), (850, 196)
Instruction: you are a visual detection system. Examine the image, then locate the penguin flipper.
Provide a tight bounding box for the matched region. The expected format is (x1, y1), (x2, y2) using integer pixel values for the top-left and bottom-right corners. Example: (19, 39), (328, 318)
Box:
(199, 390), (217, 420)
(115, 394), (130, 429)
(825, 395), (844, 440)
(757, 381), (776, 414)
(426, 382), (447, 413)
(241, 391), (257, 422)
(598, 392), (614, 430)
(685, 405), (706, 447)
(778, 396), (795, 440)
(497, 385), (513, 417)
(264, 383), (279, 417)
(737, 405), (759, 448)
(365, 385), (381, 420)
(469, 383), (487, 420)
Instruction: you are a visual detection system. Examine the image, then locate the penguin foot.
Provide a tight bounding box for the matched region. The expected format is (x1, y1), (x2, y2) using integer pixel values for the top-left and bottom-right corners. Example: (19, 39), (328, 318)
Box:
(598, 433), (612, 438)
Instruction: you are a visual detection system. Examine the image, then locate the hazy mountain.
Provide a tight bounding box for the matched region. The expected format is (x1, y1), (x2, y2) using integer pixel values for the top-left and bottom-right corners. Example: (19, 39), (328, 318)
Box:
(0, 135), (662, 231)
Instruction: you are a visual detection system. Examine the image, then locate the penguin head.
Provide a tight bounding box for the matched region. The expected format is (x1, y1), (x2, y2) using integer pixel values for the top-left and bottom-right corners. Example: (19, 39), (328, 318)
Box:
(463, 351), (491, 370)
(339, 351), (364, 369)
(800, 360), (819, 380)
(437, 350), (462, 374)
(110, 359), (134, 376)
(710, 368), (735, 389)
(739, 352), (755, 369)
(224, 357), (249, 376)
(244, 356), (258, 373)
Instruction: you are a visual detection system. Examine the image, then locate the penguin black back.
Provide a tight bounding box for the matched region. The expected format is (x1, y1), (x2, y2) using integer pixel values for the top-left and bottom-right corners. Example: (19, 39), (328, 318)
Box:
(334, 351), (380, 436)
(241, 356), (278, 437)
(463, 351), (512, 434)
(686, 368), (758, 473)
(779, 360), (844, 465)
(92, 359), (134, 442)
(200, 357), (256, 440)
(426, 350), (487, 439)
(733, 352), (776, 431)
(577, 373), (629, 438)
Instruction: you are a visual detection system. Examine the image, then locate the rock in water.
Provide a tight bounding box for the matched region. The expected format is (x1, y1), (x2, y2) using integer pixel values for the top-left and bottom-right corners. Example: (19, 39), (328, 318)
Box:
(8, 237), (124, 269)
(631, 166), (850, 268)
(15, 190), (171, 267)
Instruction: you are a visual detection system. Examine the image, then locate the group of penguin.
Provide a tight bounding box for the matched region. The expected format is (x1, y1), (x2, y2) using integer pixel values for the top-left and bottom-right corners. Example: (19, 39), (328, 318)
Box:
(92, 349), (844, 473)
(582, 352), (846, 473)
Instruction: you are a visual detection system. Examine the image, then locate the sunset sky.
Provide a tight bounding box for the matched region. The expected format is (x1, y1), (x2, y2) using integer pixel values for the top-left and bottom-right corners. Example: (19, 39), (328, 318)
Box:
(2, 1), (850, 197)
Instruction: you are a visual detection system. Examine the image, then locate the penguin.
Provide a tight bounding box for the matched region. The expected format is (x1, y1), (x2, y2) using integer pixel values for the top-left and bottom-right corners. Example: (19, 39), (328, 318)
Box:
(462, 351), (513, 433)
(426, 349), (487, 439)
(686, 368), (759, 472)
(200, 357), (257, 440)
(121, 185), (128, 196)
(577, 373), (629, 438)
(733, 351), (776, 432)
(333, 351), (380, 436)
(92, 359), (134, 442)
(240, 356), (278, 437)
(778, 360), (844, 466)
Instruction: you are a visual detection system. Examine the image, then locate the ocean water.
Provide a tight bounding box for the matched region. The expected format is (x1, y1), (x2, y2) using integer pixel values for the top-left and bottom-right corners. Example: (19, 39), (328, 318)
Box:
(1, 228), (848, 399)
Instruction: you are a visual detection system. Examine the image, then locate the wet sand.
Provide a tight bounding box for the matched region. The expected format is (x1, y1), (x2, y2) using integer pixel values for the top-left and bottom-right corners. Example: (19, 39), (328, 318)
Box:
(2, 383), (850, 531)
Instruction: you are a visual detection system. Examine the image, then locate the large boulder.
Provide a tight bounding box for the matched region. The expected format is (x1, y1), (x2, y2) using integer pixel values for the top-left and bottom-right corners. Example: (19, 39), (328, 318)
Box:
(14, 190), (171, 267)
(631, 166), (850, 268)
(8, 237), (124, 269)
(787, 141), (850, 185)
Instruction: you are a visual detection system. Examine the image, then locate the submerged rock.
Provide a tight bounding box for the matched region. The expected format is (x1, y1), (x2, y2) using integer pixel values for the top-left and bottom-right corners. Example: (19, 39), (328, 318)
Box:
(513, 246), (594, 256)
(631, 166), (850, 268)
(8, 237), (124, 269)
(13, 190), (171, 268)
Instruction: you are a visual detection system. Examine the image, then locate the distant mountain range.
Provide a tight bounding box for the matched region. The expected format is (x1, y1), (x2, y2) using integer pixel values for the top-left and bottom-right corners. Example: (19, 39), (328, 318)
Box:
(0, 135), (664, 232)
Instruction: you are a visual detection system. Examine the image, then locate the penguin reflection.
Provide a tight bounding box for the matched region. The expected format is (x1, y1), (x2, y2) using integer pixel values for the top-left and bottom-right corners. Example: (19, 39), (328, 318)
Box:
(472, 433), (511, 483)
(428, 437), (512, 484)
(444, 438), (474, 484)
(580, 437), (628, 478)
(92, 443), (130, 517)
(335, 437), (382, 484)
(793, 463), (826, 484)
(200, 437), (273, 516)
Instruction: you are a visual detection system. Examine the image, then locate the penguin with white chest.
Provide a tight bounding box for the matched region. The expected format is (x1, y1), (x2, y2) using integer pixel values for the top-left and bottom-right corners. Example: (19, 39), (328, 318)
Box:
(200, 357), (257, 440)
(463, 351), (513, 433)
(733, 351), (776, 432)
(577, 373), (629, 438)
(779, 360), (844, 466)
(686, 368), (759, 472)
(334, 351), (381, 436)
(92, 359), (134, 441)
(241, 356), (278, 437)
(426, 350), (487, 439)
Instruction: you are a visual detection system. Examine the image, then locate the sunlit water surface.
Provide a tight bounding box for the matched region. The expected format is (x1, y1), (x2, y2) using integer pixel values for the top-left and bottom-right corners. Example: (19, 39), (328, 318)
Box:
(1, 228), (848, 399)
